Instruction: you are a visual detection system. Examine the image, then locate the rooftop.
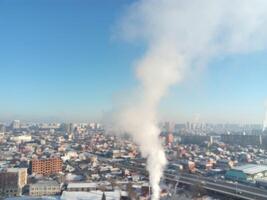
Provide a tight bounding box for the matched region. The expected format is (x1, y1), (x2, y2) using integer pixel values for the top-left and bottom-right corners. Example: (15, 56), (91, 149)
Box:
(67, 182), (98, 189)
(31, 180), (59, 187)
(233, 164), (267, 175)
(61, 191), (121, 200)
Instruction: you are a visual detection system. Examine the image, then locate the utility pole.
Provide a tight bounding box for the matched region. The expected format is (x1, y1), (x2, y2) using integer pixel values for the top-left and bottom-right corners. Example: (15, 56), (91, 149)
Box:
(172, 175), (180, 200)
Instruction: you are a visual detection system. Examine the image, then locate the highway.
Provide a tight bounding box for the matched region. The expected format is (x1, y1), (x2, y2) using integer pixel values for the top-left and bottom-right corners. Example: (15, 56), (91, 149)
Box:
(96, 156), (267, 200)
(165, 173), (267, 200)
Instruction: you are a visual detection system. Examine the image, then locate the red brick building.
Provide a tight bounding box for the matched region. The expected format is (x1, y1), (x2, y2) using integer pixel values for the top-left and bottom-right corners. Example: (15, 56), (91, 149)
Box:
(31, 158), (62, 176)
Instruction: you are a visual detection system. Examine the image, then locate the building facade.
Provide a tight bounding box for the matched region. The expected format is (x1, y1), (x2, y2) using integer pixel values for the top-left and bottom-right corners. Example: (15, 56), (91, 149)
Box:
(221, 134), (262, 146)
(0, 168), (27, 197)
(29, 180), (60, 196)
(31, 157), (62, 176)
(225, 164), (267, 182)
(180, 135), (213, 145)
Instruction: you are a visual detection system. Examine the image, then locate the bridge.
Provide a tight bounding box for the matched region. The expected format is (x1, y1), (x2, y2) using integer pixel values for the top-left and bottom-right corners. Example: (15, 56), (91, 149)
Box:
(96, 156), (267, 200)
(165, 173), (267, 200)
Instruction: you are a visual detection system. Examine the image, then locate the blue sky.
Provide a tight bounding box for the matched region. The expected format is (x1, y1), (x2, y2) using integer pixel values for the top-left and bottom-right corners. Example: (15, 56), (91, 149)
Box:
(0, 0), (266, 123)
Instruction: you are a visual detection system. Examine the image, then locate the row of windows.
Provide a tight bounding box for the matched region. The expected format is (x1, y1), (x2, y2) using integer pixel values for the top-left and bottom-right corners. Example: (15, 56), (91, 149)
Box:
(32, 161), (62, 164)
(68, 188), (93, 192)
(32, 166), (61, 169)
(32, 169), (61, 171)
(32, 166), (62, 169)
(31, 187), (59, 191)
(30, 191), (59, 196)
(3, 189), (18, 193)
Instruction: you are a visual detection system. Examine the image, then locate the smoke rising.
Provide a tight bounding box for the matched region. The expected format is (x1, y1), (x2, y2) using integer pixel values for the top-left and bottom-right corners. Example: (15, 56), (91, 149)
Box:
(116, 1), (267, 199)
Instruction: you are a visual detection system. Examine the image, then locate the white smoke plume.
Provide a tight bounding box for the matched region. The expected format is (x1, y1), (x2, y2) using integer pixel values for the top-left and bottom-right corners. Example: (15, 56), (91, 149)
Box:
(116, 1), (267, 199)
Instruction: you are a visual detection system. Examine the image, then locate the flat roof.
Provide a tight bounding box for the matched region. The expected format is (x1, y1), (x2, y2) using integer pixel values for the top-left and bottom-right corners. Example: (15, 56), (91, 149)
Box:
(7, 168), (27, 173)
(233, 164), (267, 175)
(61, 191), (120, 200)
(31, 181), (59, 187)
(5, 197), (59, 200)
(67, 182), (97, 189)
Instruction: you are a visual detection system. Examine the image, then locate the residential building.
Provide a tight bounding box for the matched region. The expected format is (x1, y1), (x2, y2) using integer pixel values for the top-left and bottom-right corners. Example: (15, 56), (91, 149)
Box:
(30, 158), (62, 176)
(29, 180), (60, 196)
(0, 168), (27, 197)
(225, 164), (267, 182)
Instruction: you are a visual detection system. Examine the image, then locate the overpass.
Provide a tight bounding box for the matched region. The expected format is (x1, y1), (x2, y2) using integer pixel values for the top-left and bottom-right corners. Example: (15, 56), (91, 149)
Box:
(97, 156), (267, 200)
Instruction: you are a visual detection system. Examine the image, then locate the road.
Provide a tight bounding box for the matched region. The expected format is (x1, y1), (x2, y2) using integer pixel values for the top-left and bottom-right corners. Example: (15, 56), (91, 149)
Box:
(165, 173), (267, 200)
(96, 156), (267, 200)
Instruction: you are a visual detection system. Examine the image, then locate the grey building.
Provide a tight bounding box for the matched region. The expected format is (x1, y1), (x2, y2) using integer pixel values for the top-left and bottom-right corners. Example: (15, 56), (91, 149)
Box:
(29, 181), (60, 196)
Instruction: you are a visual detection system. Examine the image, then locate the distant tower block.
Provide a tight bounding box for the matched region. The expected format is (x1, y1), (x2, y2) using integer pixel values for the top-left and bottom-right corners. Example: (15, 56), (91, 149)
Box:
(166, 132), (174, 145)
(11, 120), (20, 129)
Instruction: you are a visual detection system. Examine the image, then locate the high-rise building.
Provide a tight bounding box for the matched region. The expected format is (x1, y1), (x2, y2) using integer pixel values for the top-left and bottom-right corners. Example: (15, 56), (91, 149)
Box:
(0, 124), (5, 133)
(221, 134), (262, 146)
(186, 121), (190, 130)
(164, 122), (171, 132)
(166, 133), (174, 145)
(11, 120), (20, 130)
(174, 123), (186, 132)
(38, 123), (60, 130)
(0, 168), (27, 197)
(180, 135), (213, 145)
(10, 135), (32, 143)
(30, 157), (62, 176)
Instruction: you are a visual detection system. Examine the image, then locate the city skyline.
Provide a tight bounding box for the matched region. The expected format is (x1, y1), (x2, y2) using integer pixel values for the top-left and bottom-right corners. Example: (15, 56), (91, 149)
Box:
(2, 1), (267, 200)
(0, 0), (267, 123)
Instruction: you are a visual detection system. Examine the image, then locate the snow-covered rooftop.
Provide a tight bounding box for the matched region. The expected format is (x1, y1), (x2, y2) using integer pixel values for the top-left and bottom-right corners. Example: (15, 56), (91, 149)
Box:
(61, 191), (121, 200)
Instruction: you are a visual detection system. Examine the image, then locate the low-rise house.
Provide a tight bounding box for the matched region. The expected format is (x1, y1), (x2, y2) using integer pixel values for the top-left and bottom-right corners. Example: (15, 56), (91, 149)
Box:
(67, 182), (97, 192)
